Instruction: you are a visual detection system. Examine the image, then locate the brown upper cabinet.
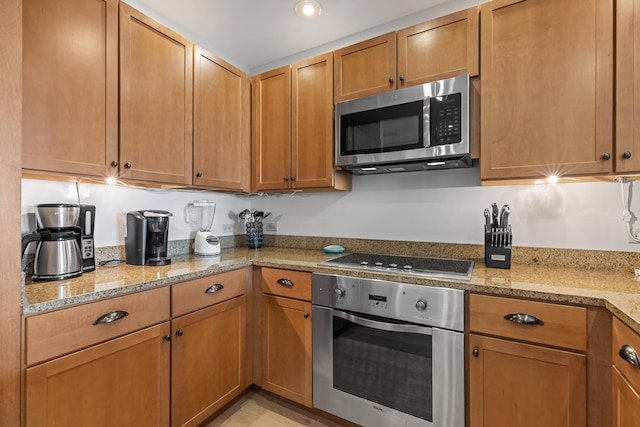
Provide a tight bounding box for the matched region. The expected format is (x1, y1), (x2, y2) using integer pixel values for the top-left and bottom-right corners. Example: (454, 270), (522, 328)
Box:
(480, 0), (614, 181)
(193, 47), (251, 191)
(616, 0), (640, 173)
(333, 7), (479, 102)
(252, 53), (351, 192)
(22, 0), (119, 178)
(24, 1), (251, 191)
(119, 3), (193, 185)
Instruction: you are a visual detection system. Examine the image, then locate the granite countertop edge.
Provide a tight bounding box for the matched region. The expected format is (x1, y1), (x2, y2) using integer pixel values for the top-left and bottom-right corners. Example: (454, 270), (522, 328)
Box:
(22, 248), (640, 335)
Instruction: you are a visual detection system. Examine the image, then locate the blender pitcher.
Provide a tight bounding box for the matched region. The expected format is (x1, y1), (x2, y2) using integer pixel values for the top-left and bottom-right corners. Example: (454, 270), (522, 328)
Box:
(186, 200), (220, 256)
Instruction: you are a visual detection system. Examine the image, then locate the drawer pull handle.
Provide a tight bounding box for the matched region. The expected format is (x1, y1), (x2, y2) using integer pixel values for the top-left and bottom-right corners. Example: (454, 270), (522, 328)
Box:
(277, 278), (294, 288)
(504, 313), (544, 326)
(93, 310), (129, 325)
(205, 284), (224, 294)
(619, 344), (640, 368)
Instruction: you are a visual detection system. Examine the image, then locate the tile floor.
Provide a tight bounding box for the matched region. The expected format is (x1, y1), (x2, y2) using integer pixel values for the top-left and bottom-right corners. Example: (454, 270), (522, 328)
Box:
(205, 389), (350, 427)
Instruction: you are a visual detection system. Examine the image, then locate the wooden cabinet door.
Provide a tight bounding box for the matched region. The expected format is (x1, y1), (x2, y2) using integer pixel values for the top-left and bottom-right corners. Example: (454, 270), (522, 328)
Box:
(119, 3), (193, 185)
(291, 53), (335, 189)
(261, 294), (312, 407)
(397, 6), (479, 88)
(616, 0), (640, 172)
(171, 296), (247, 427)
(469, 334), (586, 427)
(252, 65), (292, 191)
(25, 322), (170, 427)
(333, 32), (396, 102)
(480, 0), (614, 180)
(23, 0), (118, 178)
(193, 47), (250, 191)
(612, 366), (640, 427)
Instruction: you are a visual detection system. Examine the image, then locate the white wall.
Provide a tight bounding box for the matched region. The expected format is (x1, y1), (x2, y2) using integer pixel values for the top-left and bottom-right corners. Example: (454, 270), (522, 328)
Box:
(251, 165), (640, 253)
(22, 165), (640, 253)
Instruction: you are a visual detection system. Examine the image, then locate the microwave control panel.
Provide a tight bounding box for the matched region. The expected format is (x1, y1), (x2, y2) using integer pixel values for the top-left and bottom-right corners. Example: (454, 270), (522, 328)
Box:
(430, 92), (462, 146)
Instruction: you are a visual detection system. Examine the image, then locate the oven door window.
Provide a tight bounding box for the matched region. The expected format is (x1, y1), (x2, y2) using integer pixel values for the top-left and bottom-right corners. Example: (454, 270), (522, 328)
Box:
(332, 313), (433, 422)
(340, 100), (424, 155)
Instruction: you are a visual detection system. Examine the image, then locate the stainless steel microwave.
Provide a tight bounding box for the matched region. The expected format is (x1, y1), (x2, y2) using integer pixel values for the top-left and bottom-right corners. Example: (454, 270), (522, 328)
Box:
(335, 74), (471, 174)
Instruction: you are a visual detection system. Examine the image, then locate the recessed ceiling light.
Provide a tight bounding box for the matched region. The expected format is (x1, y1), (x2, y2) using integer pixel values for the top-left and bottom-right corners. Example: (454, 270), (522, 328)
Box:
(294, 0), (322, 19)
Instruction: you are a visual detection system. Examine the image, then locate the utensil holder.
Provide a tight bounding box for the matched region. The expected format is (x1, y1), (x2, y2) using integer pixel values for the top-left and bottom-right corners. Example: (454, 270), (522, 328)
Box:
(245, 222), (263, 249)
(484, 230), (511, 269)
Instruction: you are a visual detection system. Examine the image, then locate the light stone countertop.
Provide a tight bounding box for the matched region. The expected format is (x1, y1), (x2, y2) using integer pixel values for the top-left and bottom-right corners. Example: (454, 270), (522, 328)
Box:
(22, 247), (640, 335)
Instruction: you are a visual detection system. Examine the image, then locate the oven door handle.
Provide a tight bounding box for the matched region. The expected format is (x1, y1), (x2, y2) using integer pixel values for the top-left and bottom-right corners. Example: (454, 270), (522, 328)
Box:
(332, 310), (433, 336)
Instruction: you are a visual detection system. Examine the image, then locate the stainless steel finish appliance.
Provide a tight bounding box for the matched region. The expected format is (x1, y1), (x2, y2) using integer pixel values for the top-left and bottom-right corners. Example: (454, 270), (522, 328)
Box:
(312, 272), (465, 427)
(21, 203), (86, 281)
(79, 204), (96, 272)
(125, 210), (172, 266)
(336, 74), (470, 174)
(35, 203), (80, 228)
(319, 252), (474, 281)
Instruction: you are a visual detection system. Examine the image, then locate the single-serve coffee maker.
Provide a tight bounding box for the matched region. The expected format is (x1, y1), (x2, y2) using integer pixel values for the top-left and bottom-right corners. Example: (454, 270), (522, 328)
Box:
(21, 203), (96, 281)
(125, 210), (172, 266)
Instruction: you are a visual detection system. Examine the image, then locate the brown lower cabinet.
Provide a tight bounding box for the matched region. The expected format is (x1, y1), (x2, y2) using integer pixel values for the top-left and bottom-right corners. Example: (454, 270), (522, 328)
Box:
(469, 334), (586, 427)
(24, 269), (250, 427)
(612, 316), (640, 427)
(257, 267), (313, 407)
(612, 366), (640, 426)
(469, 293), (589, 427)
(171, 296), (247, 427)
(261, 294), (312, 407)
(26, 322), (171, 426)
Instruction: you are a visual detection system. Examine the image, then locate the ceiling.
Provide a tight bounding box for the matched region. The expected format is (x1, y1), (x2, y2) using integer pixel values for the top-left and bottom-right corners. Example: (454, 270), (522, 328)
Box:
(126, 0), (476, 74)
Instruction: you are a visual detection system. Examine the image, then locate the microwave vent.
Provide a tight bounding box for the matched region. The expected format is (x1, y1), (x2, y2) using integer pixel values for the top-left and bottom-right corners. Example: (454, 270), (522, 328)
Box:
(344, 156), (472, 175)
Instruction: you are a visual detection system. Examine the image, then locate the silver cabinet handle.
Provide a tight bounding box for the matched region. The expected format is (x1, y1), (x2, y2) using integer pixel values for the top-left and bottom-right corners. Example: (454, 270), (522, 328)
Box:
(205, 284), (224, 294)
(93, 310), (129, 325)
(277, 278), (294, 288)
(619, 344), (640, 368)
(504, 313), (544, 326)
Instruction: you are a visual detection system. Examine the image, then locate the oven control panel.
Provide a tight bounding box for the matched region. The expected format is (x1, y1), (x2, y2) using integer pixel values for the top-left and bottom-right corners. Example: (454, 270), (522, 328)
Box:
(312, 273), (465, 331)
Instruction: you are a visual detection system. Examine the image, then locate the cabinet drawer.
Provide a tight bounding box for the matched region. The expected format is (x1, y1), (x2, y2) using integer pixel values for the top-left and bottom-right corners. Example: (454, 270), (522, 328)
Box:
(613, 316), (640, 392)
(25, 286), (170, 366)
(261, 267), (311, 301)
(172, 268), (247, 317)
(469, 293), (587, 351)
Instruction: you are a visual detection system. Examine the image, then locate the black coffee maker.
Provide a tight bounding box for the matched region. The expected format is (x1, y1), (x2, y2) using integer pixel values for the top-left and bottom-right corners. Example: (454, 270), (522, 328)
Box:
(125, 210), (172, 266)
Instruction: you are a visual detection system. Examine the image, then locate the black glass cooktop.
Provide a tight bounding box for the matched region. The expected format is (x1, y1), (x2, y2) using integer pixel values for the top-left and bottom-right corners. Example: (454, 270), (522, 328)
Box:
(319, 252), (474, 281)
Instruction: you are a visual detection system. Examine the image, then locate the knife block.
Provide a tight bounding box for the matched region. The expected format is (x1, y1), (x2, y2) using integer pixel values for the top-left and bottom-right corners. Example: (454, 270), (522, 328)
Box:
(484, 232), (512, 269)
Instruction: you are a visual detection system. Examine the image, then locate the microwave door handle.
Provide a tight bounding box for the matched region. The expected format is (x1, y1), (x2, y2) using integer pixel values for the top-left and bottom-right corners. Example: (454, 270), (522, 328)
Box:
(332, 309), (433, 336)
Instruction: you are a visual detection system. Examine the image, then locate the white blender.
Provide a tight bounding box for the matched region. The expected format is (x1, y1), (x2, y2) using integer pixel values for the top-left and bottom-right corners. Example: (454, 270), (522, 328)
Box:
(186, 200), (220, 256)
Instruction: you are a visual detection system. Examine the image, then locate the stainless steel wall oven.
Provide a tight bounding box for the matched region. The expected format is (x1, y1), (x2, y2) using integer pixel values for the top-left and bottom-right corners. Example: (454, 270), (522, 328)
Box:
(312, 273), (465, 427)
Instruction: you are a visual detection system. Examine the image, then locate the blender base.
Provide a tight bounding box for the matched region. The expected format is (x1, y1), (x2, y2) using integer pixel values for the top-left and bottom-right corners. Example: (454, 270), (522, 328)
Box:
(194, 231), (221, 256)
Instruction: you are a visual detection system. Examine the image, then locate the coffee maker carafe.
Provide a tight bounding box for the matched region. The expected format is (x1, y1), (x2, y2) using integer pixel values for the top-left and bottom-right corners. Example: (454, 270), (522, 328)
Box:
(21, 204), (85, 281)
(125, 210), (172, 266)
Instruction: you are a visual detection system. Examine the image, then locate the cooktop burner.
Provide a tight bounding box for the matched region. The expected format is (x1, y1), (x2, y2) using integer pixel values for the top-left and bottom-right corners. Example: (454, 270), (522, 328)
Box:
(319, 252), (474, 281)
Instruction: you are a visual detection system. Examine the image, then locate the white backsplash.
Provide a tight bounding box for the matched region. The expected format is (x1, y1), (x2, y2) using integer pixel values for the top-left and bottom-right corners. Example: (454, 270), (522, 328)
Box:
(21, 164), (640, 253)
